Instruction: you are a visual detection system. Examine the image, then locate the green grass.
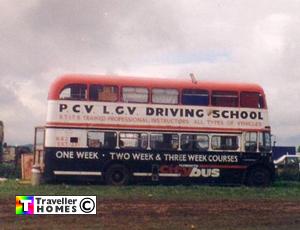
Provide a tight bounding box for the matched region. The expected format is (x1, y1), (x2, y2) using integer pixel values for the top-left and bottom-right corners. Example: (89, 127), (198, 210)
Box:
(1, 180), (300, 200)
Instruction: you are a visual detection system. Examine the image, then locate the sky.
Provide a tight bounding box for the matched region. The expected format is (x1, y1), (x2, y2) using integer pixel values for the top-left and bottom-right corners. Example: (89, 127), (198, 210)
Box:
(0, 0), (300, 146)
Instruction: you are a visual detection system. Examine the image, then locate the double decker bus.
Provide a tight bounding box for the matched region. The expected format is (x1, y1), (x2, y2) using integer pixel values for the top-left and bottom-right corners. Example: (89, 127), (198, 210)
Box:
(41, 74), (274, 186)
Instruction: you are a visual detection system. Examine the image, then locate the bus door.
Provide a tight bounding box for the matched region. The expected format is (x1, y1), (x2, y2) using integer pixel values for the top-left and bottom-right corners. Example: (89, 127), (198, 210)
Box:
(34, 126), (45, 172)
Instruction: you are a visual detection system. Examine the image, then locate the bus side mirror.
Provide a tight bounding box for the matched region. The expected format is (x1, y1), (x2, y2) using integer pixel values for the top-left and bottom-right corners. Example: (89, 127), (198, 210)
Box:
(271, 135), (276, 147)
(3, 142), (7, 148)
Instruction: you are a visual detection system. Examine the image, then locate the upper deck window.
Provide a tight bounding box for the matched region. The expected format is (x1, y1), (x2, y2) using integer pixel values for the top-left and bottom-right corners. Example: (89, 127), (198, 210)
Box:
(240, 92), (264, 108)
(182, 89), (209, 106)
(211, 91), (238, 107)
(89, 85), (118, 102)
(152, 89), (179, 104)
(59, 84), (87, 100)
(122, 87), (148, 103)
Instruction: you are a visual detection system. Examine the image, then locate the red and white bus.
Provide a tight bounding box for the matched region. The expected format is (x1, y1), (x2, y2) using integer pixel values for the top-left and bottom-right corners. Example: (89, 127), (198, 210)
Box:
(39, 74), (274, 186)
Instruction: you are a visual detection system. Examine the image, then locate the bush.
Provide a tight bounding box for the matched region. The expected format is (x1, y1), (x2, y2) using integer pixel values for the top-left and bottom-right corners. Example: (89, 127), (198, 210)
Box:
(0, 163), (20, 178)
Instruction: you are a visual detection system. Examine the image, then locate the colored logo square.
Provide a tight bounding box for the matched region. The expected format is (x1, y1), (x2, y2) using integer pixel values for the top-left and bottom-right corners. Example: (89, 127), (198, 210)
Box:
(16, 196), (34, 215)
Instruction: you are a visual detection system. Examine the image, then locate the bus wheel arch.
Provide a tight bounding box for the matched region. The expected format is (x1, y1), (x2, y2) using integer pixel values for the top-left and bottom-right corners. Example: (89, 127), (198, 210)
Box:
(245, 165), (272, 187)
(104, 162), (130, 186)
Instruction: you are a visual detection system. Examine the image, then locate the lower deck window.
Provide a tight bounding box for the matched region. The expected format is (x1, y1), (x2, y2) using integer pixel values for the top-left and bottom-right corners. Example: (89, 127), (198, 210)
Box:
(181, 134), (209, 151)
(211, 135), (239, 150)
(119, 132), (148, 149)
(150, 133), (179, 150)
(87, 131), (117, 149)
(245, 132), (257, 152)
(259, 132), (271, 152)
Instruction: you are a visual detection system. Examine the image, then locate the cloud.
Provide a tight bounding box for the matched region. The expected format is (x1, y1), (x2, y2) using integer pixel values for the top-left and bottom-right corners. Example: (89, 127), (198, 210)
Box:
(0, 0), (300, 146)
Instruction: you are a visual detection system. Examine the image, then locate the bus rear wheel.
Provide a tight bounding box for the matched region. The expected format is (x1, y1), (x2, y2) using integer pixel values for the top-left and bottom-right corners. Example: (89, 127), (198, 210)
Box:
(247, 166), (271, 187)
(105, 164), (129, 186)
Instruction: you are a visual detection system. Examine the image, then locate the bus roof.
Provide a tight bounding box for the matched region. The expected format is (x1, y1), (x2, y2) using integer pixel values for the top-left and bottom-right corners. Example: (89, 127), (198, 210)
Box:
(48, 74), (265, 100)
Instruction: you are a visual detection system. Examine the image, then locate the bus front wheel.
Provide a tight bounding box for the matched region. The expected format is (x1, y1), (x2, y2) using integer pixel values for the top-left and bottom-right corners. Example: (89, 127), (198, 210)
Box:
(105, 164), (129, 186)
(247, 166), (271, 187)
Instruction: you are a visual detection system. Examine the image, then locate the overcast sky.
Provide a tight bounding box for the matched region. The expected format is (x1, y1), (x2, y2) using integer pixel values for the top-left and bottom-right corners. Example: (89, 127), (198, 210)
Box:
(1, 0), (300, 146)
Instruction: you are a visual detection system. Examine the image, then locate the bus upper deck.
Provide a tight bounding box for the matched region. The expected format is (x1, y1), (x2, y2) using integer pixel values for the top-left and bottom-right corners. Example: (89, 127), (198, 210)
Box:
(46, 74), (269, 133)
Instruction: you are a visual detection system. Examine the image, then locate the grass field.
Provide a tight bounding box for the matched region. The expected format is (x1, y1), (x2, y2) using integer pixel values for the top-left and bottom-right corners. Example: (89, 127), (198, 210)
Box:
(1, 179), (300, 200)
(1, 180), (300, 229)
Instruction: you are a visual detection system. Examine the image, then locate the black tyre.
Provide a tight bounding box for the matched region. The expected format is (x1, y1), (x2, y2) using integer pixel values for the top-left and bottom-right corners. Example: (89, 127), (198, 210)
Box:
(105, 164), (129, 186)
(247, 167), (271, 187)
